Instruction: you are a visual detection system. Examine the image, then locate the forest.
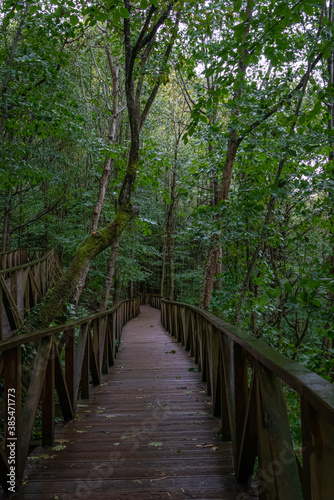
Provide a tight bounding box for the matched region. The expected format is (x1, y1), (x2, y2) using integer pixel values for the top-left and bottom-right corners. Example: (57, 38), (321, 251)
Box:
(1, 0), (334, 387)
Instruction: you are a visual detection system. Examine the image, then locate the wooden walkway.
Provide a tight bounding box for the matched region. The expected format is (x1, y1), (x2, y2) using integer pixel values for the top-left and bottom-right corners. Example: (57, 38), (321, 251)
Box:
(14, 305), (247, 500)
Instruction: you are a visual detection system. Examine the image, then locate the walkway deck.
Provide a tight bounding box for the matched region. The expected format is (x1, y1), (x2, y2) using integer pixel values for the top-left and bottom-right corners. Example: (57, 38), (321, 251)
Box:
(15, 305), (245, 500)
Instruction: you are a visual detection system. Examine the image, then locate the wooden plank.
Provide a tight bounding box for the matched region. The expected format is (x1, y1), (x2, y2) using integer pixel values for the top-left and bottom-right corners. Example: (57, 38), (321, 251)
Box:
(42, 343), (55, 447)
(102, 318), (109, 375)
(65, 327), (75, 409)
(0, 299), (140, 353)
(89, 328), (101, 385)
(15, 305), (242, 500)
(221, 336), (248, 469)
(4, 345), (22, 490)
(208, 325), (220, 411)
(18, 337), (53, 482)
(0, 275), (22, 330)
(219, 343), (231, 442)
(73, 324), (88, 403)
(27, 268), (43, 301)
(107, 316), (114, 367)
(236, 367), (257, 483)
(256, 362), (303, 500)
(301, 400), (334, 500)
(80, 327), (90, 400)
(54, 340), (74, 422)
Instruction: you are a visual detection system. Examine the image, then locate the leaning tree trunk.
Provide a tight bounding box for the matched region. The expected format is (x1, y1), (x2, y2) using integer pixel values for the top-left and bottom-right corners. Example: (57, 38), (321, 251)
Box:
(73, 45), (121, 310)
(17, 1), (180, 335)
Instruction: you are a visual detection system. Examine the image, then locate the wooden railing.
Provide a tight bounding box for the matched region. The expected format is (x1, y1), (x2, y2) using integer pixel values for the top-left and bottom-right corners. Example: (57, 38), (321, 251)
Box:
(0, 250), (62, 339)
(0, 297), (140, 492)
(148, 296), (334, 500)
(0, 249), (38, 270)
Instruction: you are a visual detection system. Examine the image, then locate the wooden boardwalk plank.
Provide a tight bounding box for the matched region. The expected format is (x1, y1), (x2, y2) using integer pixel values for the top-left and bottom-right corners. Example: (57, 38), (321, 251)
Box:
(14, 305), (250, 500)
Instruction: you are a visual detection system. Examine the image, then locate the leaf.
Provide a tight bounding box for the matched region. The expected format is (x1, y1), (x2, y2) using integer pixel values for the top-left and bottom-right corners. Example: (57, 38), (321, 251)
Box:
(105, 414), (117, 418)
(149, 441), (163, 446)
(69, 15), (79, 26)
(284, 282), (293, 293)
(120, 6), (130, 19)
(140, 0), (149, 8)
(303, 3), (314, 16)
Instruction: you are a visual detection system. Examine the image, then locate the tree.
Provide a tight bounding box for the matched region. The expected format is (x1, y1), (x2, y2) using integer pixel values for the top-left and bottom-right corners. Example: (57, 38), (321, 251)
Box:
(17, 0), (181, 332)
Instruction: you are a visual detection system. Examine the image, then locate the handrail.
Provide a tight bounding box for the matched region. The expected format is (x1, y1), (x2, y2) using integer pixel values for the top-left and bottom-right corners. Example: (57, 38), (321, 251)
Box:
(0, 249), (56, 275)
(149, 295), (334, 500)
(0, 249), (33, 271)
(0, 250), (63, 339)
(0, 297), (140, 493)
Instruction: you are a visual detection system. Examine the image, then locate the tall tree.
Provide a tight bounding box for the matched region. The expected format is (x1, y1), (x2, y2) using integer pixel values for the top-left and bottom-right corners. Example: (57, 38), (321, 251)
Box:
(18, 0), (181, 332)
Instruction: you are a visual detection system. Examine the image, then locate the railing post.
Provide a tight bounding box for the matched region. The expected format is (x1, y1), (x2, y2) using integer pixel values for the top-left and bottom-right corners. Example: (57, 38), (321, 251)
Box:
(4, 346), (21, 489)
(221, 337), (248, 471)
(42, 341), (55, 447)
(255, 362), (303, 500)
(80, 326), (90, 399)
(301, 400), (334, 500)
(64, 327), (75, 409)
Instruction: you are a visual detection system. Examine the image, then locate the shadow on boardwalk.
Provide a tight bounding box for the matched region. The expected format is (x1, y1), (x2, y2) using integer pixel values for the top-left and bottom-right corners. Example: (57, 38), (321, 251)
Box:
(14, 305), (252, 500)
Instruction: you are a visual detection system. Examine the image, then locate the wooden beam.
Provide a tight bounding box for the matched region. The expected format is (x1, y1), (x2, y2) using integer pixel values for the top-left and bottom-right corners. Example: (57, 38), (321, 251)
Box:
(256, 362), (303, 500)
(54, 340), (74, 422)
(18, 337), (52, 482)
(42, 343), (55, 447)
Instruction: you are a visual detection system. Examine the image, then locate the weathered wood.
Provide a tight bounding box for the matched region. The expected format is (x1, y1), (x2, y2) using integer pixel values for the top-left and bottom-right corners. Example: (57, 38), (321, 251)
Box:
(89, 328), (101, 386)
(80, 327), (90, 400)
(219, 343), (231, 442)
(0, 297), (140, 494)
(54, 341), (74, 422)
(42, 343), (55, 447)
(161, 300), (334, 427)
(4, 346), (22, 469)
(0, 250), (63, 338)
(18, 337), (53, 482)
(73, 324), (89, 403)
(14, 305), (241, 500)
(256, 362), (303, 500)
(0, 299), (140, 352)
(236, 367), (257, 483)
(0, 275), (22, 330)
(301, 400), (334, 500)
(64, 327), (75, 409)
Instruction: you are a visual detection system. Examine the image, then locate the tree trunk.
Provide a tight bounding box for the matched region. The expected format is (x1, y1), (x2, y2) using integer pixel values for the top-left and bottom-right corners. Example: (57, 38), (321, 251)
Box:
(16, 2), (179, 334)
(100, 237), (120, 311)
(199, 3), (252, 309)
(73, 48), (121, 310)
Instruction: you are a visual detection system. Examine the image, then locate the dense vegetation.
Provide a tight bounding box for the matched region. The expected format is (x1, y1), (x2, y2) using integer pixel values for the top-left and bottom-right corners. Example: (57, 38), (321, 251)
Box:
(1, 0), (334, 382)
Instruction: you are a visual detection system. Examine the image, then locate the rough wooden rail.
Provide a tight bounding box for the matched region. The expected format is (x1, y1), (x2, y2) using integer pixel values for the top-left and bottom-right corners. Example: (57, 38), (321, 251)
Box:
(0, 297), (140, 492)
(148, 295), (334, 500)
(0, 250), (62, 339)
(0, 249), (38, 270)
